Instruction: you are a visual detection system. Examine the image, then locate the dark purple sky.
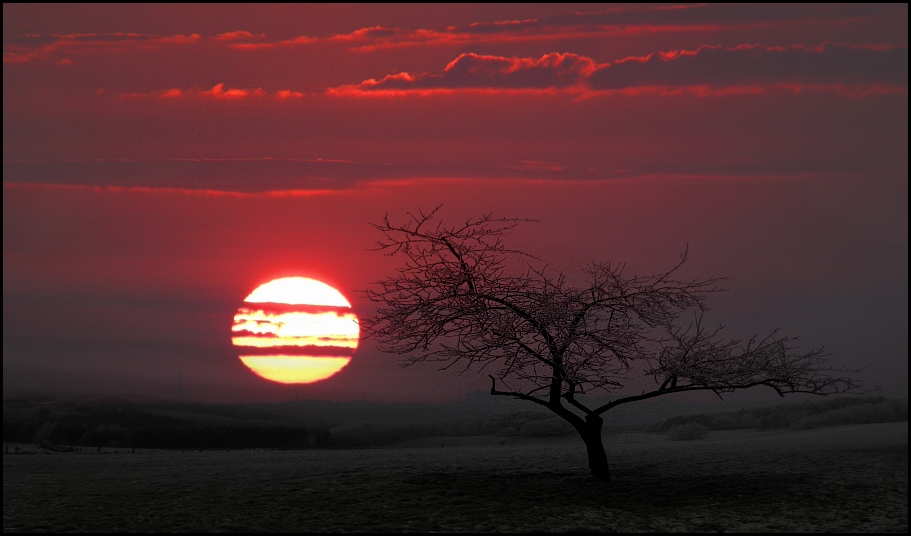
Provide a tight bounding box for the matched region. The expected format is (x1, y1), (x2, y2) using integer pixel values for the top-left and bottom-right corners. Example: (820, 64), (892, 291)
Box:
(3, 4), (907, 402)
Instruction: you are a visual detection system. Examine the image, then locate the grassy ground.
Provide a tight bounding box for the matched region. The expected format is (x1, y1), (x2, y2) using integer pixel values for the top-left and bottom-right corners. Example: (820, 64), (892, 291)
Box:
(3, 422), (907, 532)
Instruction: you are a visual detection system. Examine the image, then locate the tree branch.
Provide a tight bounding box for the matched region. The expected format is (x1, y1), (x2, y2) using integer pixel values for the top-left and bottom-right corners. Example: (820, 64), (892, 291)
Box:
(489, 375), (550, 409)
(561, 379), (594, 415)
(362, 208), (867, 426)
(592, 376), (869, 415)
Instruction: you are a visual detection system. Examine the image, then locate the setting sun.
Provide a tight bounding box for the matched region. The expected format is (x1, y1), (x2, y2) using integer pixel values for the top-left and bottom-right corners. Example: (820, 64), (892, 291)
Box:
(232, 277), (358, 384)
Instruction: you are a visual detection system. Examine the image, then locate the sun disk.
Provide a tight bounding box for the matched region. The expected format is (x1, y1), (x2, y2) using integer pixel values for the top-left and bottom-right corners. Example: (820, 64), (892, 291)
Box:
(232, 277), (358, 384)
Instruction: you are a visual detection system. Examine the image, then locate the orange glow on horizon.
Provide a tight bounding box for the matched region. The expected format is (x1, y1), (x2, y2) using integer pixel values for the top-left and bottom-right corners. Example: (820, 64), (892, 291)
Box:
(233, 277), (358, 384)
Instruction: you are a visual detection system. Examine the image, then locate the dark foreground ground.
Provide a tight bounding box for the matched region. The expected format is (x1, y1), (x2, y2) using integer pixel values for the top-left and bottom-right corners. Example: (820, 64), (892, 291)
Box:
(3, 422), (907, 532)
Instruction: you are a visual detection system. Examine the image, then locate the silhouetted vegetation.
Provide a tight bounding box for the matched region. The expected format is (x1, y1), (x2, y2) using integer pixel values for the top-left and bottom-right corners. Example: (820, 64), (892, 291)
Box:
(3, 398), (580, 449)
(6, 396), (903, 451)
(361, 209), (868, 481)
(3, 401), (331, 449)
(650, 397), (907, 433)
(666, 422), (710, 441)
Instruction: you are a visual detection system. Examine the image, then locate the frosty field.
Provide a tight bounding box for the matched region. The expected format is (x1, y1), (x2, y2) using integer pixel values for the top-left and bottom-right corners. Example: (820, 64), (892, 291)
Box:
(3, 422), (907, 532)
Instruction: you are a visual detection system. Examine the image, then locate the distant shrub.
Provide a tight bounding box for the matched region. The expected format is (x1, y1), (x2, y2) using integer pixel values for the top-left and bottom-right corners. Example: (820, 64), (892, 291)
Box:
(519, 418), (574, 436)
(649, 413), (715, 432)
(76, 423), (131, 448)
(439, 417), (485, 436)
(735, 411), (759, 429)
(31, 421), (59, 444)
(328, 422), (432, 447)
(790, 400), (908, 430)
(754, 397), (902, 430)
(484, 411), (552, 436)
(666, 423), (709, 441)
(651, 397), (906, 433)
(710, 415), (740, 430)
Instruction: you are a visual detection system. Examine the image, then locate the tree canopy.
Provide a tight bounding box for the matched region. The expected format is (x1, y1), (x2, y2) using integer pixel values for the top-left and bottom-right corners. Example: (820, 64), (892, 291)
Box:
(361, 207), (867, 480)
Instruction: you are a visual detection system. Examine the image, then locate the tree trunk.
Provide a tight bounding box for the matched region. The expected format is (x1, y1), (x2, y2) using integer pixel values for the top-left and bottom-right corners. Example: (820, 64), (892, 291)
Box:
(579, 415), (610, 482)
(580, 414), (611, 482)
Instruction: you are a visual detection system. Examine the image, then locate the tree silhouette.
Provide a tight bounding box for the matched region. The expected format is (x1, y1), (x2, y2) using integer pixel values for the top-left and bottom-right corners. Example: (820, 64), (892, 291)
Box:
(361, 207), (866, 481)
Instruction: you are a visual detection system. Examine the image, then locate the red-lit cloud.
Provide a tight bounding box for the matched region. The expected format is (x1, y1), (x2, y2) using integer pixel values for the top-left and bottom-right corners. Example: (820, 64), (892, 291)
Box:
(116, 84), (304, 100)
(228, 35), (318, 50)
(329, 26), (400, 42)
(8, 4), (900, 64)
(337, 43), (908, 96)
(231, 5), (905, 52)
(211, 31), (265, 42)
(3, 32), (202, 63)
(588, 43), (908, 89)
(2, 29), (278, 63)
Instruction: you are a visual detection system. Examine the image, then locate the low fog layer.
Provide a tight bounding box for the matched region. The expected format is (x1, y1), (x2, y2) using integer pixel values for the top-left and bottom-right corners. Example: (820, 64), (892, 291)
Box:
(4, 393), (905, 450)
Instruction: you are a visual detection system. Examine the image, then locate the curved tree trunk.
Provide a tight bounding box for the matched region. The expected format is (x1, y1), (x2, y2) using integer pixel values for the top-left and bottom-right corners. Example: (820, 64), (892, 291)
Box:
(580, 414), (611, 481)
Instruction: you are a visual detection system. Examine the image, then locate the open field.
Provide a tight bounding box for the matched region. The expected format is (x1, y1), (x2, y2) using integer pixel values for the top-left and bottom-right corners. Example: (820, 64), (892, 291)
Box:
(3, 422), (907, 532)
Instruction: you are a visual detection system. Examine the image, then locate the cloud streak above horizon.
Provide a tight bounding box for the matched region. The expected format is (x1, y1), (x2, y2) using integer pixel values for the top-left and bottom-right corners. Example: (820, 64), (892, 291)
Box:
(339, 44), (908, 96)
(5, 4), (904, 62)
(3, 4), (908, 193)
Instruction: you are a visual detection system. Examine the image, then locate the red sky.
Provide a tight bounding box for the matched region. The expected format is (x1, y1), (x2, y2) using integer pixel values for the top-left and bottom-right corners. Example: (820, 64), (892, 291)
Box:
(3, 4), (907, 402)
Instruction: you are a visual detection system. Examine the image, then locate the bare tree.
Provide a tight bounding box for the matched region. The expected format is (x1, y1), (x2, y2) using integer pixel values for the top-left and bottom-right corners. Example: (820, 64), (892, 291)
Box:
(361, 207), (866, 481)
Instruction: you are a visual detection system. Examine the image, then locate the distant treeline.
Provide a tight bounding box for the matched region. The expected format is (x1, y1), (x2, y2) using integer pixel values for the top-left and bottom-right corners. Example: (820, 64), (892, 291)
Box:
(3, 404), (331, 449)
(6, 397), (905, 449)
(650, 397), (907, 433)
(2, 403), (571, 449)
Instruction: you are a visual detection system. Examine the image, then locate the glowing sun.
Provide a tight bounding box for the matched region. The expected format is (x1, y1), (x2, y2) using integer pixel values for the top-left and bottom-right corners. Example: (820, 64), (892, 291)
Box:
(231, 277), (359, 384)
